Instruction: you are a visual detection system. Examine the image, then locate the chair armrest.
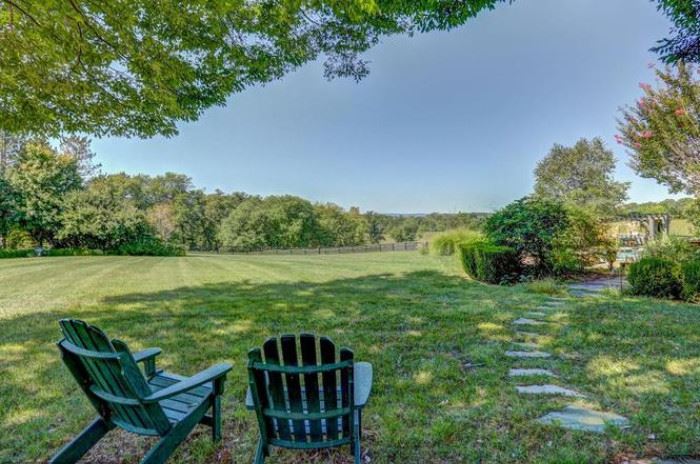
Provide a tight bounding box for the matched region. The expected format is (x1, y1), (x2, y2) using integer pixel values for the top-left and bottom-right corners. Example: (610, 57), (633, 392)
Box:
(143, 363), (232, 403)
(133, 347), (162, 363)
(354, 362), (373, 407)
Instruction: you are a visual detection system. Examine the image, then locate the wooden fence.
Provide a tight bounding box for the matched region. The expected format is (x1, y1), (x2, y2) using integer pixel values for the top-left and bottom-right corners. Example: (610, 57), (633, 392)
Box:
(217, 241), (428, 256)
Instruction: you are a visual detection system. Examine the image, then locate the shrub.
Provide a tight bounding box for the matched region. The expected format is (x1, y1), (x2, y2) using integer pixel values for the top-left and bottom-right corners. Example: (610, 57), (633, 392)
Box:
(458, 240), (521, 284)
(628, 257), (682, 299)
(552, 207), (617, 275)
(5, 228), (35, 249)
(430, 229), (482, 256)
(112, 239), (186, 257)
(0, 248), (34, 259)
(484, 197), (569, 276)
(642, 236), (696, 263)
(681, 259), (700, 301)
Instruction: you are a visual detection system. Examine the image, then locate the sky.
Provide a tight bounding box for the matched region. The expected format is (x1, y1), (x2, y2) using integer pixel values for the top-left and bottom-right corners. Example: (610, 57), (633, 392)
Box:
(93, 0), (681, 214)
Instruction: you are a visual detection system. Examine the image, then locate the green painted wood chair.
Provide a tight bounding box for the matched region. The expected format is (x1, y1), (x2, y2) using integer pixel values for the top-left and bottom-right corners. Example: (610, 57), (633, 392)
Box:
(50, 319), (232, 464)
(246, 334), (373, 464)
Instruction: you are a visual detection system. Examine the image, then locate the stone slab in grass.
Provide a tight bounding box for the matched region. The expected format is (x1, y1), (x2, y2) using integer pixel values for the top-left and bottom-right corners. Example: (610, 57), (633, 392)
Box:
(505, 350), (551, 358)
(537, 405), (628, 433)
(516, 385), (584, 397)
(513, 318), (546, 326)
(508, 368), (556, 377)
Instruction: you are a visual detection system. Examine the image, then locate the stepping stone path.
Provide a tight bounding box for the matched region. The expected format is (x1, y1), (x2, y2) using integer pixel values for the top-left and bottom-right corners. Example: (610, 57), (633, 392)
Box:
(508, 368), (556, 377)
(516, 384), (584, 397)
(505, 350), (551, 358)
(504, 297), (630, 434)
(537, 405), (629, 433)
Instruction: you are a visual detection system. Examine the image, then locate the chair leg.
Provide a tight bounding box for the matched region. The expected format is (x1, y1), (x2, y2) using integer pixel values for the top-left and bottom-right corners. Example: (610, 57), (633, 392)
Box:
(352, 414), (361, 464)
(141, 399), (209, 464)
(49, 417), (111, 464)
(211, 394), (222, 442)
(254, 438), (266, 464)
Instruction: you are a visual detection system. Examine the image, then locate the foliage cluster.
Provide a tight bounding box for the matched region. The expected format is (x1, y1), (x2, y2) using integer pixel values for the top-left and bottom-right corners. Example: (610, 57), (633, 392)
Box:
(534, 137), (629, 215)
(484, 197), (570, 276)
(681, 259), (700, 301)
(628, 257), (683, 298)
(458, 240), (520, 284)
(629, 236), (700, 301)
(618, 63), (700, 196)
(429, 229), (483, 256)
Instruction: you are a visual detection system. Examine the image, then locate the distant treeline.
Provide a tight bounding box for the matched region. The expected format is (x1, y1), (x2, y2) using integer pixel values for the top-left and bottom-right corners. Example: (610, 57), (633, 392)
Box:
(618, 198), (696, 218)
(0, 137), (485, 253)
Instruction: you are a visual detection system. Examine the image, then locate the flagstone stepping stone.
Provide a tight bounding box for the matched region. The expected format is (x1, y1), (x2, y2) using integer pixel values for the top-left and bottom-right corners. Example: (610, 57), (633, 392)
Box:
(537, 405), (628, 433)
(516, 385), (584, 397)
(505, 350), (551, 358)
(508, 368), (556, 377)
(526, 311), (548, 318)
(513, 318), (545, 326)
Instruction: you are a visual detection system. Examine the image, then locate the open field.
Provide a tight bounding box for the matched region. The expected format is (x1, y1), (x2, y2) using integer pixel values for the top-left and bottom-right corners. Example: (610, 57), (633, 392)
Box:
(1, 253), (699, 463)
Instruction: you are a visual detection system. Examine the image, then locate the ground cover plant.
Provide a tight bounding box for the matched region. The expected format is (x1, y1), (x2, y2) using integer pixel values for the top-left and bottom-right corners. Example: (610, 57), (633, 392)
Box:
(1, 253), (699, 463)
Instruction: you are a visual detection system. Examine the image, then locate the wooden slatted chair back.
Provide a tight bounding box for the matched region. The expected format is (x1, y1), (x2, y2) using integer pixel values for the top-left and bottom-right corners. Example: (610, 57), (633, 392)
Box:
(58, 319), (171, 436)
(248, 334), (355, 449)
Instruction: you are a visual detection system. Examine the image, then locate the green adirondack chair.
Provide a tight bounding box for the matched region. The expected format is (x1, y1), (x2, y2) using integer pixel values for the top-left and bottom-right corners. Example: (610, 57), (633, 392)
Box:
(246, 334), (373, 464)
(50, 319), (232, 464)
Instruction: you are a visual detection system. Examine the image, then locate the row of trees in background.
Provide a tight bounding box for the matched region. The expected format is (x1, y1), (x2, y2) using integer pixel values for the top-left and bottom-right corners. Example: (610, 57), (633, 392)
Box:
(0, 137), (485, 254)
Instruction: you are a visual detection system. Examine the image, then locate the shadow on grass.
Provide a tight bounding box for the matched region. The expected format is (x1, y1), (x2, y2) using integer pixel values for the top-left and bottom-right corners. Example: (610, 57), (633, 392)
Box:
(1, 270), (520, 463)
(4, 271), (700, 462)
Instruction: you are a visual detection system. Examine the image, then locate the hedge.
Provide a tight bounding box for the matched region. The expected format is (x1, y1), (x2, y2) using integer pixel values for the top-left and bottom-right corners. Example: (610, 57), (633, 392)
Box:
(681, 259), (700, 302)
(458, 240), (521, 284)
(0, 249), (34, 259)
(628, 257), (682, 299)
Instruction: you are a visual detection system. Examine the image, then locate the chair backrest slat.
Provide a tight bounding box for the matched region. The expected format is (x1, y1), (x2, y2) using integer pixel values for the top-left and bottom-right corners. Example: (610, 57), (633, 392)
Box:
(319, 336), (340, 440)
(249, 334), (354, 448)
(280, 335), (305, 440)
(339, 348), (354, 437)
(262, 338), (291, 441)
(58, 320), (170, 436)
(299, 334), (322, 440)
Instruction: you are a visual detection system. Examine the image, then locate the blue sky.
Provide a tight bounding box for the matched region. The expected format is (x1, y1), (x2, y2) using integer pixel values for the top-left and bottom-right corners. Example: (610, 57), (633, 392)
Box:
(93, 0), (679, 213)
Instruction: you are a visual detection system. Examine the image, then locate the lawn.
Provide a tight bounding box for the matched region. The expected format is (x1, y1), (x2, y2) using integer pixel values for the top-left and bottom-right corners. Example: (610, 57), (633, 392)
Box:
(1, 253), (699, 463)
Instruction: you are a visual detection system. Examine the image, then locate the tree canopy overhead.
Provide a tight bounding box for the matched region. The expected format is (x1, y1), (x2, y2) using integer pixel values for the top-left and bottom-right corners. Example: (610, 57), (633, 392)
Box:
(653, 0), (700, 63)
(0, 0), (506, 138)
